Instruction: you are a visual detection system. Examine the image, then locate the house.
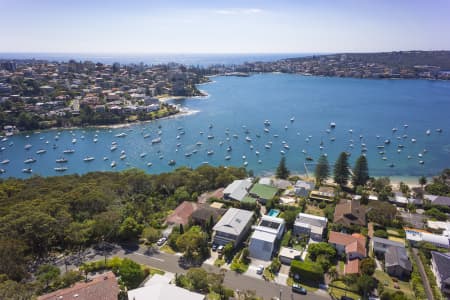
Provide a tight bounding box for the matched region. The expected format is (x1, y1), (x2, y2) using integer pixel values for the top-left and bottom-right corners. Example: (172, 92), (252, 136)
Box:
(38, 271), (119, 300)
(128, 274), (205, 300)
(190, 205), (226, 227)
(344, 258), (360, 275)
(165, 201), (199, 226)
(248, 183), (279, 204)
(328, 231), (366, 260)
(259, 177), (291, 190)
(405, 227), (450, 249)
(223, 179), (252, 202)
(294, 180), (314, 197)
(279, 247), (302, 265)
(248, 215), (285, 261)
(212, 208), (254, 247)
(424, 194), (450, 208)
(431, 251), (450, 296)
(372, 237), (405, 255)
(385, 246), (412, 278)
(293, 213), (328, 241)
(334, 200), (366, 227)
(389, 192), (422, 207)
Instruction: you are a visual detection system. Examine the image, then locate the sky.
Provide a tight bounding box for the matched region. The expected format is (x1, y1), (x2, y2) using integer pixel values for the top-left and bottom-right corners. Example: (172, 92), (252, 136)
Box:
(1, 0), (449, 54)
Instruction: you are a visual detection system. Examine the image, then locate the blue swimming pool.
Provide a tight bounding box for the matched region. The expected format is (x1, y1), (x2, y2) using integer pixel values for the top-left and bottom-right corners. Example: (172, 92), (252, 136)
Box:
(268, 209), (280, 217)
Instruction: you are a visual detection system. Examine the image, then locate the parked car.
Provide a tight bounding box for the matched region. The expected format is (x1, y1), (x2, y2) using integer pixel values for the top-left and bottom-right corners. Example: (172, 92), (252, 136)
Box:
(211, 244), (218, 252)
(217, 245), (224, 253)
(292, 283), (307, 295)
(156, 237), (167, 246)
(256, 265), (264, 275)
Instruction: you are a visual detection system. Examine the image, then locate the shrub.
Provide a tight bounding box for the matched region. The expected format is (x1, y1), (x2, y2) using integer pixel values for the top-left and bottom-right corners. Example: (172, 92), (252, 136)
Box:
(290, 260), (323, 282)
(374, 229), (388, 238)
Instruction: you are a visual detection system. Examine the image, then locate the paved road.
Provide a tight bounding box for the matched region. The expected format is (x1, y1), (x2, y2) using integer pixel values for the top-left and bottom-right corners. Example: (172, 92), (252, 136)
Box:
(411, 248), (434, 300)
(63, 244), (330, 300)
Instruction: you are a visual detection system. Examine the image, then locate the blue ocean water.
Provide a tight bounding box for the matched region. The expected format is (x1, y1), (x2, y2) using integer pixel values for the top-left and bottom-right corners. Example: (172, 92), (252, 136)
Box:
(1, 73), (449, 179)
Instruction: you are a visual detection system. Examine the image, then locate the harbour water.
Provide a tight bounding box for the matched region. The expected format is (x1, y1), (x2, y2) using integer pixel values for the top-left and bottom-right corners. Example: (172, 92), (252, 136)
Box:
(1, 73), (449, 179)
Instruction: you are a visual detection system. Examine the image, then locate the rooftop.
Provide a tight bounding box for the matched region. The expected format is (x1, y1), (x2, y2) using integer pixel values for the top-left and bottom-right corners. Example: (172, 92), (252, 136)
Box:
(165, 201), (199, 226)
(431, 251), (450, 284)
(38, 271), (119, 300)
(249, 183), (279, 200)
(385, 246), (412, 271)
(223, 179), (252, 201)
(213, 208), (254, 235)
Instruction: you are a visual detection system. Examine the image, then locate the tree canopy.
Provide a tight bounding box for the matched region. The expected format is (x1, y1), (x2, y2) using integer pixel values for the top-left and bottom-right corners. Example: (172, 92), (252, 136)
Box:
(333, 152), (350, 186)
(315, 154), (330, 186)
(276, 157), (290, 179)
(352, 155), (369, 187)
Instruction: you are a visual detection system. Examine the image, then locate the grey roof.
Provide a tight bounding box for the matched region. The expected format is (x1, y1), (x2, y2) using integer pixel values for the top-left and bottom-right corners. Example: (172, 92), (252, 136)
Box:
(372, 237), (405, 248)
(295, 213), (328, 228)
(385, 246), (412, 271)
(213, 208), (254, 235)
(223, 179), (252, 201)
(431, 251), (450, 283)
(433, 196), (450, 206)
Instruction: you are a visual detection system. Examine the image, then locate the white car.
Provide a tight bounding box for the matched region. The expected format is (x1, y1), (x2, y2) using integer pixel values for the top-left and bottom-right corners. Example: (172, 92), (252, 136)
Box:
(256, 265), (264, 275)
(156, 237), (167, 246)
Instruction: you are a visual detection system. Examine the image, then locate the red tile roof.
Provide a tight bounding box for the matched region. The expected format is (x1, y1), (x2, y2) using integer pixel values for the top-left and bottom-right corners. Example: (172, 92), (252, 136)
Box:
(165, 201), (199, 225)
(38, 271), (119, 300)
(328, 231), (366, 256)
(345, 259), (360, 274)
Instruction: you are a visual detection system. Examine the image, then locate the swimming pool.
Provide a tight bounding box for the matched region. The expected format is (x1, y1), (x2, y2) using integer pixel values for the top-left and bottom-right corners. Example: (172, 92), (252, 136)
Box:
(268, 209), (280, 217)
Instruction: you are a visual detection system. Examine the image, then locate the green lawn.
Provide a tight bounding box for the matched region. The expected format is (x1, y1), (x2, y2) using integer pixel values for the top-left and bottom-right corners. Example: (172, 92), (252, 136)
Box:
(374, 270), (415, 299)
(338, 260), (345, 274)
(329, 281), (361, 300)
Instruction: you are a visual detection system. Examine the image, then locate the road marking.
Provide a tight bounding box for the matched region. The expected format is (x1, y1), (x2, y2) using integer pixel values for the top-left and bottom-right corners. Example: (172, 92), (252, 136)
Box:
(131, 252), (165, 262)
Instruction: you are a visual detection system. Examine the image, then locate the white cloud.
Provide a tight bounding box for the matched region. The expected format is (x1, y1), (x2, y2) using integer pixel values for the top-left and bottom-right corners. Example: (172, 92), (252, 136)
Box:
(214, 8), (263, 15)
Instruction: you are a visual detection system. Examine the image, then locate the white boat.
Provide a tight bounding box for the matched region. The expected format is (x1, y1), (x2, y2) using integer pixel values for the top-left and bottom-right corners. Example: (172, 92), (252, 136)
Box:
(56, 158), (68, 163)
(196, 142), (203, 146)
(36, 149), (47, 154)
(225, 155), (231, 160)
(24, 158), (36, 164)
(243, 161), (248, 166)
(411, 138), (416, 143)
(93, 138), (98, 143)
(111, 161), (116, 168)
(283, 144), (290, 150)
(419, 160), (424, 164)
(72, 139), (77, 144)
(264, 128), (269, 133)
(54, 167), (68, 172)
(103, 157), (109, 161)
(110, 145), (118, 151)
(258, 160), (262, 164)
(147, 162), (152, 167)
(242, 155), (246, 160)
(426, 129), (431, 136)
(255, 151), (260, 155)
(121, 150), (126, 154)
(265, 144), (271, 149)
(207, 135), (214, 139)
(63, 149), (75, 154)
(280, 150), (285, 155)
(264, 120), (271, 126)
(115, 132), (127, 137)
(83, 156), (95, 162)
(168, 160), (176, 166)
(143, 133), (151, 139)
(120, 154), (126, 160)
(24, 144), (32, 150)
(22, 168), (32, 173)
(290, 117), (295, 122)
(185, 152), (192, 157)
(330, 122), (336, 128)
(207, 150), (214, 155)
(0, 169), (5, 174)
(245, 136), (252, 142)
(1, 159), (10, 164)
(151, 137), (161, 144)
(140, 153), (147, 158)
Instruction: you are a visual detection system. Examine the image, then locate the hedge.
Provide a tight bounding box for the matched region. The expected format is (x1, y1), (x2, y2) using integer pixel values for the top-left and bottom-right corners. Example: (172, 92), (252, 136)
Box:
(290, 260), (324, 282)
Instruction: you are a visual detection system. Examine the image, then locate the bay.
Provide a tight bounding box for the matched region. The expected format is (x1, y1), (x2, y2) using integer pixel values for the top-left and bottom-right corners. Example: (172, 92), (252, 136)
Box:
(1, 73), (449, 179)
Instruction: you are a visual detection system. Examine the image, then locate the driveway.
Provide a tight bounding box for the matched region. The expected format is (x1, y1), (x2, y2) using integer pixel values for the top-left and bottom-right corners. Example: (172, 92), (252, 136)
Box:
(411, 248), (434, 300)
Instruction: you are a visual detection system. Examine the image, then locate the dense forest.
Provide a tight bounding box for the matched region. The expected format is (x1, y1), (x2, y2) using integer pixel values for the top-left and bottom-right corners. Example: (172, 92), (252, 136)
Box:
(0, 166), (247, 290)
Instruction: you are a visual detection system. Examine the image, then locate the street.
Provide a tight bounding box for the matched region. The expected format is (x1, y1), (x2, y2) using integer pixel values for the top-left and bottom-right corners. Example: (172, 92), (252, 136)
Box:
(60, 244), (331, 300)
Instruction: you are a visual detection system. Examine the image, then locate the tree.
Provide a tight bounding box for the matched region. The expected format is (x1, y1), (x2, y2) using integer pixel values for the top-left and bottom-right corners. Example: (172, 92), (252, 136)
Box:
(328, 266), (338, 281)
(308, 242), (336, 261)
(142, 226), (160, 244)
(0, 239), (28, 281)
(360, 258), (376, 276)
(315, 154), (330, 186)
(334, 152), (350, 187)
(118, 258), (145, 289)
(418, 176), (427, 189)
(37, 264), (60, 289)
(186, 267), (208, 293)
(352, 155), (369, 187)
(367, 201), (397, 226)
(223, 242), (234, 262)
(425, 207), (448, 221)
(176, 226), (209, 262)
(356, 274), (378, 297)
(276, 157), (290, 179)
(118, 217), (143, 241)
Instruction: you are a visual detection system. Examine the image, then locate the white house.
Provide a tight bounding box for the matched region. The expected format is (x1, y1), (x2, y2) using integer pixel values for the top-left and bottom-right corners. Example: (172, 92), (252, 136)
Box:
(293, 213), (327, 241)
(212, 208), (254, 247)
(128, 274), (205, 300)
(405, 228), (450, 249)
(294, 180), (314, 197)
(248, 215), (285, 261)
(223, 179), (253, 202)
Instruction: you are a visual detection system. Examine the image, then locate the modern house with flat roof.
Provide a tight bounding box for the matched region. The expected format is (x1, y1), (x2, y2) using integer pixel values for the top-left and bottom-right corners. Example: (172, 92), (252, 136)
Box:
(431, 251), (450, 296)
(405, 227), (450, 249)
(248, 215), (285, 261)
(212, 208), (254, 247)
(128, 274), (205, 300)
(294, 180), (314, 197)
(293, 212), (328, 241)
(223, 179), (253, 202)
(279, 247), (302, 265)
(372, 237), (405, 255)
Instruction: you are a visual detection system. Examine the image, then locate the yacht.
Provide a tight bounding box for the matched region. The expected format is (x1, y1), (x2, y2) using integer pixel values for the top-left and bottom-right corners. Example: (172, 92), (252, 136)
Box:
(245, 136), (252, 142)
(152, 137), (162, 144)
(207, 150), (214, 155)
(24, 158), (36, 164)
(243, 161), (248, 166)
(140, 153), (147, 158)
(111, 161), (116, 168)
(115, 132), (127, 138)
(54, 167), (68, 172)
(1, 159), (10, 164)
(83, 156), (95, 162)
(143, 133), (151, 139)
(147, 162), (153, 167)
(426, 129), (431, 136)
(207, 135), (214, 139)
(36, 149), (47, 154)
(63, 149), (75, 154)
(24, 144), (32, 150)
(56, 158), (68, 163)
(264, 120), (271, 126)
(22, 168), (32, 173)
(225, 155), (231, 160)
(226, 146), (232, 152)
(330, 122), (336, 128)
(110, 145), (118, 151)
(185, 152), (192, 157)
(168, 160), (176, 166)
(72, 138), (77, 144)
(120, 154), (127, 160)
(290, 117), (295, 122)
